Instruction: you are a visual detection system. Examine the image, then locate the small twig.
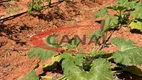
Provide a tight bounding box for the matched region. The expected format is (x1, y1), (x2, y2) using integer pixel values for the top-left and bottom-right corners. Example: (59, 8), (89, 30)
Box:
(105, 30), (115, 43)
(98, 29), (115, 50)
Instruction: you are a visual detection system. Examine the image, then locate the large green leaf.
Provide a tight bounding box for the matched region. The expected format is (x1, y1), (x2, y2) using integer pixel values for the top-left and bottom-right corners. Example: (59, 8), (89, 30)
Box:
(131, 2), (142, 19)
(111, 37), (142, 65)
(61, 53), (85, 67)
(128, 1), (137, 9)
(21, 70), (39, 80)
(61, 53), (86, 80)
(28, 47), (57, 60)
(61, 56), (113, 80)
(109, 0), (128, 11)
(88, 58), (113, 80)
(129, 21), (142, 32)
(111, 37), (135, 51)
(62, 61), (87, 80)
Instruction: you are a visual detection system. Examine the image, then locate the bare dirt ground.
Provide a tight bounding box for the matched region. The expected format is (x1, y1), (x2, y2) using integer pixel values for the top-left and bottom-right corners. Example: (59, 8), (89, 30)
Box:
(0, 0), (142, 80)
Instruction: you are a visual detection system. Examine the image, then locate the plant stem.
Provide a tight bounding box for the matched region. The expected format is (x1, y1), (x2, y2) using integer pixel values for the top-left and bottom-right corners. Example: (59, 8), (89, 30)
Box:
(107, 56), (113, 61)
(98, 29), (115, 50)
(57, 75), (67, 80)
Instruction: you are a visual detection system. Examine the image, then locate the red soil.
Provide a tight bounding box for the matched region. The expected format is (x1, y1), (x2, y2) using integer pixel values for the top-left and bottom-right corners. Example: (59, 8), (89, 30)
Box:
(1, 0), (142, 80)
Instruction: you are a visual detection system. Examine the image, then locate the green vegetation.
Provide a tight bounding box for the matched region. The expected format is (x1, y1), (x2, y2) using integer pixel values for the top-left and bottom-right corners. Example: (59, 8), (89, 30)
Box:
(28, 0), (43, 13)
(22, 0), (142, 80)
(95, 0), (142, 31)
(27, 0), (67, 14)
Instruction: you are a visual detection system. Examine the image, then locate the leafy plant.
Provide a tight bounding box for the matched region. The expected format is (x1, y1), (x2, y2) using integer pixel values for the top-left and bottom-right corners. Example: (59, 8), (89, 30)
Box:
(28, 0), (42, 13)
(27, 47), (57, 60)
(27, 0), (67, 14)
(22, 36), (142, 80)
(95, 0), (142, 32)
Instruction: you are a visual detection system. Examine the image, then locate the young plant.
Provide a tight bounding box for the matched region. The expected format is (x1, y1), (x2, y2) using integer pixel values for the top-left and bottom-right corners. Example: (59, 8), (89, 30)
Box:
(95, 0), (142, 31)
(22, 36), (142, 80)
(28, 0), (42, 13)
(27, 0), (67, 14)
(22, 24), (142, 80)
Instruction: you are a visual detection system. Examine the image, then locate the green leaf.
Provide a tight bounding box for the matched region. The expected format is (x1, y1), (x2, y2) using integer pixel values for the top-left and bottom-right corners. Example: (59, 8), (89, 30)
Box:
(111, 37), (142, 65)
(116, 0), (129, 8)
(61, 56), (113, 80)
(61, 53), (73, 61)
(95, 8), (107, 18)
(61, 53), (85, 67)
(99, 15), (118, 32)
(131, 3), (142, 19)
(109, 0), (137, 11)
(135, 1), (142, 9)
(33, 0), (42, 10)
(117, 0), (128, 6)
(128, 1), (137, 9)
(103, 15), (111, 31)
(109, 16), (119, 28)
(111, 37), (135, 51)
(123, 66), (142, 77)
(88, 58), (113, 80)
(109, 0), (128, 11)
(90, 48), (105, 56)
(117, 6), (127, 11)
(28, 47), (57, 60)
(129, 21), (142, 32)
(62, 61), (87, 80)
(61, 54), (84, 80)
(131, 10), (142, 19)
(74, 54), (86, 66)
(88, 29), (104, 42)
(21, 70), (39, 80)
